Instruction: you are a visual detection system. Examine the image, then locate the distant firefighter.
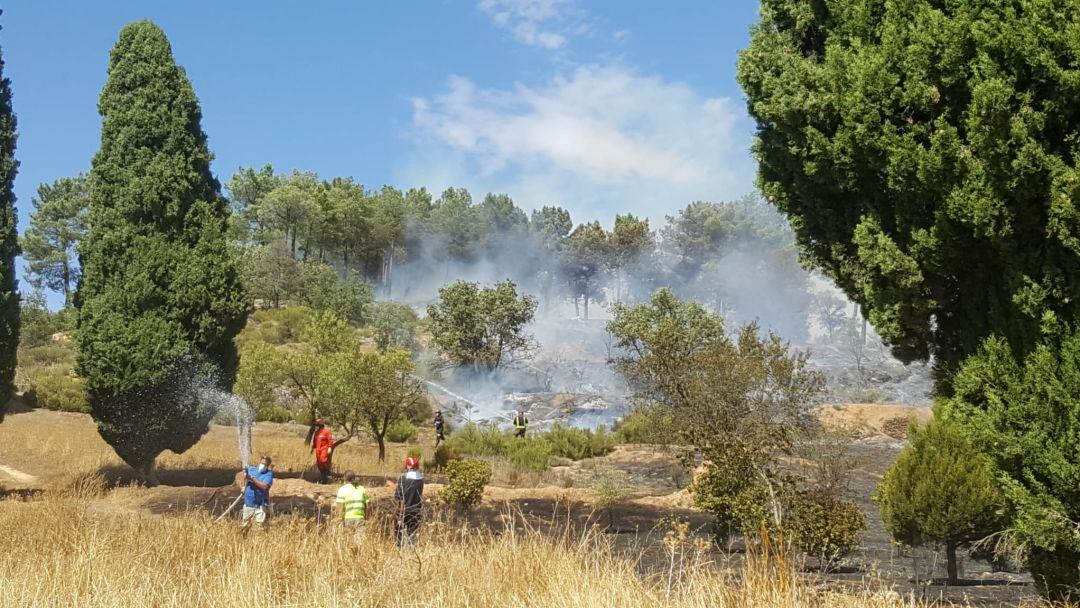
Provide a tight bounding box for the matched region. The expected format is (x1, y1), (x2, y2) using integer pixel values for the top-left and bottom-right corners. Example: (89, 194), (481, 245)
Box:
(513, 410), (528, 439)
(335, 471), (369, 534)
(310, 418), (334, 484)
(434, 409), (445, 447)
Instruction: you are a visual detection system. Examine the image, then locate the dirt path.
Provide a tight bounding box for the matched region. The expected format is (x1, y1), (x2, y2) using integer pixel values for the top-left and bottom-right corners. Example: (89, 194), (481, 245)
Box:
(0, 463), (38, 484)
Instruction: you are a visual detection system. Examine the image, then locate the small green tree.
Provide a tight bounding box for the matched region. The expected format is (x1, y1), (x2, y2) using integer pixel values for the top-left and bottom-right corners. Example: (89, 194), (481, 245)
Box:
(318, 347), (426, 461)
(590, 468), (631, 530)
(876, 417), (1005, 586)
(427, 279), (537, 371)
(20, 175), (87, 307)
(76, 21), (247, 478)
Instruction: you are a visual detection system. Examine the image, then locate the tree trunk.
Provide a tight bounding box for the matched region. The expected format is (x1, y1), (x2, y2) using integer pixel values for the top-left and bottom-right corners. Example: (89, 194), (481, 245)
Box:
(584, 290), (590, 320)
(946, 541), (959, 586)
(376, 435), (386, 462)
(137, 459), (158, 486)
(62, 261), (72, 308)
(573, 296), (580, 318)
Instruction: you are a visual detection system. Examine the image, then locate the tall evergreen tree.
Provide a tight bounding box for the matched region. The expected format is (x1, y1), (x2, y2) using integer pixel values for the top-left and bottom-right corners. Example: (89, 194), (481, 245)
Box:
(76, 21), (247, 480)
(0, 15), (18, 423)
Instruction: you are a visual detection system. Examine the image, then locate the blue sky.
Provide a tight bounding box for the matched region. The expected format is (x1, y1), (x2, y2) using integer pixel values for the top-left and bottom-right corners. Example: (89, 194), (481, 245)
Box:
(5, 1), (763, 305)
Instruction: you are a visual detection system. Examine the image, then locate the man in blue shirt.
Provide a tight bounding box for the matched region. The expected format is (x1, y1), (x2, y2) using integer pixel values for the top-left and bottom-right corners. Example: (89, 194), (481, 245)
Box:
(242, 454), (274, 529)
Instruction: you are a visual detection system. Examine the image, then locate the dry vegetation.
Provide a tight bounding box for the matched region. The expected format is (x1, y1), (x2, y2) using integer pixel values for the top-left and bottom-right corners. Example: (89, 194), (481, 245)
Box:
(0, 483), (932, 608)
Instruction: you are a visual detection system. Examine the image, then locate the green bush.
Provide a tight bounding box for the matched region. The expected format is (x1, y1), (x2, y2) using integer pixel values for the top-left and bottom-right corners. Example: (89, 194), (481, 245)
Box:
(614, 410), (663, 444)
(691, 454), (774, 542)
(441, 459), (492, 512)
(431, 444), (461, 471)
(255, 405), (292, 424)
(590, 468), (631, 528)
(386, 419), (418, 443)
(785, 489), (866, 570)
(545, 423), (615, 460)
(444, 422), (507, 457)
(504, 437), (552, 472)
(237, 306), (314, 348)
(25, 367), (88, 413)
(19, 345), (76, 367)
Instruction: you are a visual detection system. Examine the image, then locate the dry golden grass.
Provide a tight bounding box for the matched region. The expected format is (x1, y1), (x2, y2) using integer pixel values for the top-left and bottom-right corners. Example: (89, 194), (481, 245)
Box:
(0, 482), (937, 608)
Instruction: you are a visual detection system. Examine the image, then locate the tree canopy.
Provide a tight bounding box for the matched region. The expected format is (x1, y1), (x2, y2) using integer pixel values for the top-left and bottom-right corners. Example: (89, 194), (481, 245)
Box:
(427, 279), (538, 372)
(0, 24), (17, 422)
(21, 175), (86, 307)
(738, 0), (1080, 389)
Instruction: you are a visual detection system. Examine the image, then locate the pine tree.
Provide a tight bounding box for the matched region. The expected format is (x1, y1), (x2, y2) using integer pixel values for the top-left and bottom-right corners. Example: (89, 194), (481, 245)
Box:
(21, 175), (88, 307)
(876, 417), (1005, 585)
(76, 21), (247, 480)
(0, 15), (19, 423)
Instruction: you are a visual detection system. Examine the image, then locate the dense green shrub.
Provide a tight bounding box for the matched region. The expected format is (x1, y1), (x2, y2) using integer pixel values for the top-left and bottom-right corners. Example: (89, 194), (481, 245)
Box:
(441, 459), (491, 512)
(691, 453), (774, 543)
(545, 423), (615, 460)
(367, 301), (418, 351)
(19, 299), (74, 350)
(613, 410), (662, 444)
(386, 418), (418, 443)
(236, 306), (314, 348)
(444, 422), (507, 457)
(504, 438), (552, 472)
(786, 489), (866, 570)
(25, 367), (87, 413)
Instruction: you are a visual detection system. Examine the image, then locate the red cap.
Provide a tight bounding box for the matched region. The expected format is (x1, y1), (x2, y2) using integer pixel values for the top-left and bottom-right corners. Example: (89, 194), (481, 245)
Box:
(404, 456), (420, 470)
(315, 418), (324, 426)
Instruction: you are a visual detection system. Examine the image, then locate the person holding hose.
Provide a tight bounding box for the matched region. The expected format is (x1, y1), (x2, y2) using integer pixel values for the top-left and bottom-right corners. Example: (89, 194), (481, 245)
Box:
(433, 409), (445, 447)
(310, 418), (334, 484)
(241, 454), (274, 530)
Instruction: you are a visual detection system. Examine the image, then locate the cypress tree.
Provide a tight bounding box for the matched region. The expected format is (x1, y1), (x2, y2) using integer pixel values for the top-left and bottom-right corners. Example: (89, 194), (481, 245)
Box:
(0, 14), (19, 423)
(76, 21), (246, 480)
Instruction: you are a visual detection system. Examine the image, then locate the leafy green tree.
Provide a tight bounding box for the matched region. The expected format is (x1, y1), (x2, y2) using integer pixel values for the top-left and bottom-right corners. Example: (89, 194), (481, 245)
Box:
(427, 279), (538, 371)
(428, 187), (485, 261)
(0, 19), (18, 423)
(480, 192), (528, 256)
(239, 240), (302, 308)
(563, 221), (609, 319)
(367, 301), (418, 351)
(259, 171), (319, 258)
(296, 261), (373, 325)
(876, 417), (1005, 586)
(226, 164), (282, 242)
(738, 0), (1080, 389)
(529, 205), (573, 308)
(318, 347), (427, 461)
(21, 175), (88, 306)
(324, 177), (371, 273)
(608, 214), (653, 303)
(75, 21), (247, 480)
(662, 201), (735, 274)
(609, 289), (824, 532)
(942, 330), (1080, 596)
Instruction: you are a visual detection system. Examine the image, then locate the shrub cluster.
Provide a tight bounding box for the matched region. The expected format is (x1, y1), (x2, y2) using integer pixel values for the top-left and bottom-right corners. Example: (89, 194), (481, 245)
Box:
(24, 367), (88, 413)
(444, 422), (615, 471)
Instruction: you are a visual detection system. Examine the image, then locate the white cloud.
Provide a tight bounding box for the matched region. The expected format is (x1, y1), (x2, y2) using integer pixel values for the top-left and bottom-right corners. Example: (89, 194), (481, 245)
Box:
(401, 65), (756, 224)
(477, 0), (585, 50)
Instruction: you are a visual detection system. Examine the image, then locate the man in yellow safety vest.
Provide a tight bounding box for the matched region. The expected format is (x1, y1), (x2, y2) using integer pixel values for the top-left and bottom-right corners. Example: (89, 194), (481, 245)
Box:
(335, 471), (369, 529)
(513, 410), (528, 439)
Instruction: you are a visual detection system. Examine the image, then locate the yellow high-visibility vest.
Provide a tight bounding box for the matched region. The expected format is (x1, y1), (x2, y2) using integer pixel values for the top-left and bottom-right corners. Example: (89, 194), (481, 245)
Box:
(335, 483), (368, 520)
(514, 415), (528, 429)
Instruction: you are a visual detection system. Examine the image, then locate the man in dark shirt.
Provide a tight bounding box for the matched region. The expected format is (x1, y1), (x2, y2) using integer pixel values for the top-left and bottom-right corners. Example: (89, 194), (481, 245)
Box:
(434, 410), (445, 447)
(393, 456), (424, 548)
